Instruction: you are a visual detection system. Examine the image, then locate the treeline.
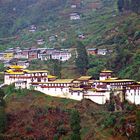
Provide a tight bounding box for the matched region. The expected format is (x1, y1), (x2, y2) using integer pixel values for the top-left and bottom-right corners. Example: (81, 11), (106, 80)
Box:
(118, 0), (140, 13)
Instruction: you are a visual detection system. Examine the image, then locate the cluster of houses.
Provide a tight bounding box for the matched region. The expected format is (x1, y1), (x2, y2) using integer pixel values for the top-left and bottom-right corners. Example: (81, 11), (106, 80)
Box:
(3, 65), (140, 105)
(0, 47), (72, 66)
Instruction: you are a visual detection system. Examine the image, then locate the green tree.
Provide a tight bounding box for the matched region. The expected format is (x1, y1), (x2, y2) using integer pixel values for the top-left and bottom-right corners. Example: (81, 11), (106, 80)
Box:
(0, 89), (5, 107)
(0, 63), (4, 72)
(0, 107), (6, 133)
(0, 89), (6, 133)
(107, 90), (115, 112)
(70, 110), (81, 140)
(46, 59), (62, 78)
(135, 110), (140, 139)
(4, 84), (16, 95)
(75, 41), (88, 75)
(53, 59), (62, 78)
(117, 0), (124, 12)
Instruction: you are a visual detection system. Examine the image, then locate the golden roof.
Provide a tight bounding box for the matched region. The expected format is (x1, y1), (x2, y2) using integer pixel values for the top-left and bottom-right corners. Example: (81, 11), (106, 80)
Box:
(5, 68), (48, 75)
(26, 70), (48, 73)
(73, 80), (81, 83)
(107, 77), (118, 80)
(101, 70), (113, 73)
(50, 79), (73, 83)
(48, 75), (56, 79)
(70, 88), (84, 91)
(7, 72), (24, 75)
(31, 79), (74, 84)
(100, 79), (134, 83)
(78, 76), (92, 81)
(6, 69), (13, 73)
(9, 65), (24, 69)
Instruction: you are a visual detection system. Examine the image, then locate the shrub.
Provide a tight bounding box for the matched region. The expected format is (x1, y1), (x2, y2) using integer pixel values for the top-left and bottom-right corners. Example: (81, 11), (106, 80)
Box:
(53, 134), (59, 140)
(103, 115), (116, 128)
(44, 119), (49, 126)
(57, 125), (67, 135)
(70, 133), (81, 140)
(25, 125), (33, 133)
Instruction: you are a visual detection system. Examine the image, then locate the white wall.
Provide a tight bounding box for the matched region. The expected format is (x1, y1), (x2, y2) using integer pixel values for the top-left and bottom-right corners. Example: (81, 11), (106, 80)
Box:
(33, 85), (83, 101)
(84, 90), (110, 104)
(126, 89), (140, 105)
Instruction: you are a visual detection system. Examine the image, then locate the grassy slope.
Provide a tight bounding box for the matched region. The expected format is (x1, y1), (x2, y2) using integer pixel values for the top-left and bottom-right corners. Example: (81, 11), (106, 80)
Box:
(3, 89), (132, 140)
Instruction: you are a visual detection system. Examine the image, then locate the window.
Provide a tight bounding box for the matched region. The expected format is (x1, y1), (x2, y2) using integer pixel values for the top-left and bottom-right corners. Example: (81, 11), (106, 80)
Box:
(78, 92), (80, 96)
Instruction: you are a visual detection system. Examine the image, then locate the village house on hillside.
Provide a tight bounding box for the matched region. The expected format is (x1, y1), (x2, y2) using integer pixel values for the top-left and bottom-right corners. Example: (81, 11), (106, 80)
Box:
(37, 39), (45, 45)
(71, 4), (77, 8)
(28, 49), (39, 61)
(51, 50), (71, 61)
(87, 48), (98, 55)
(97, 49), (108, 55)
(29, 25), (37, 32)
(70, 13), (80, 20)
(87, 48), (111, 56)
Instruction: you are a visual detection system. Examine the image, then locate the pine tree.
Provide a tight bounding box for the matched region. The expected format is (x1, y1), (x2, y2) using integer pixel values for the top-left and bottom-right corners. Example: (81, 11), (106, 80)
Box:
(117, 0), (124, 12)
(70, 110), (81, 140)
(76, 41), (88, 75)
(135, 110), (140, 139)
(0, 107), (6, 133)
(0, 89), (6, 133)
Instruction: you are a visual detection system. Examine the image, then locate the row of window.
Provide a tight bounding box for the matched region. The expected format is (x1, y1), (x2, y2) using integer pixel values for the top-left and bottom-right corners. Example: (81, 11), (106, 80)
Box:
(128, 92), (140, 96)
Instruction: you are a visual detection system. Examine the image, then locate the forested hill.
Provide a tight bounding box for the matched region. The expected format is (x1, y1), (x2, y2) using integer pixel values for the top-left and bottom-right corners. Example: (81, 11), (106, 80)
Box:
(0, 0), (67, 37)
(1, 0), (140, 80)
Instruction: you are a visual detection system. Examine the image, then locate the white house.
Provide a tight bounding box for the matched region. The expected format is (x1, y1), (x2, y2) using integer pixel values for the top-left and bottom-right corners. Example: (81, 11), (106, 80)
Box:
(70, 13), (80, 20)
(37, 39), (45, 45)
(97, 49), (107, 55)
(51, 50), (71, 61)
(29, 25), (37, 32)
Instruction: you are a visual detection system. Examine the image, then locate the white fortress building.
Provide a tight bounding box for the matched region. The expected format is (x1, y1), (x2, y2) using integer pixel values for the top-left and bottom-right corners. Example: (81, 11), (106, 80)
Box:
(3, 66), (140, 105)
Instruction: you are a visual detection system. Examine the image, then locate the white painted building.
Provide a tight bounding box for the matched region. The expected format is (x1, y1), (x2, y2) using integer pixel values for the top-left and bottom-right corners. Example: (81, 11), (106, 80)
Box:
(97, 49), (107, 55)
(29, 25), (37, 32)
(84, 89), (110, 104)
(4, 66), (140, 105)
(51, 51), (72, 61)
(126, 84), (140, 105)
(4, 66), (48, 88)
(70, 13), (80, 20)
(37, 39), (45, 45)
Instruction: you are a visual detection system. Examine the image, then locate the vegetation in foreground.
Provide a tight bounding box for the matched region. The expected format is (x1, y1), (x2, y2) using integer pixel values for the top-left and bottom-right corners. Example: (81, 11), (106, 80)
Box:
(0, 86), (139, 139)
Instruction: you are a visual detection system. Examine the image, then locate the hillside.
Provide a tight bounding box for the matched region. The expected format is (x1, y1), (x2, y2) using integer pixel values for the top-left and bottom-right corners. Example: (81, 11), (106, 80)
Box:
(0, 88), (138, 139)
(1, 0), (140, 80)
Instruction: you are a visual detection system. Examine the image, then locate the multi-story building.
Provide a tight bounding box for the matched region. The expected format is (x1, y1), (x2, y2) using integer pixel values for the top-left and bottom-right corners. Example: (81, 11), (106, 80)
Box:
(3, 66), (140, 105)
